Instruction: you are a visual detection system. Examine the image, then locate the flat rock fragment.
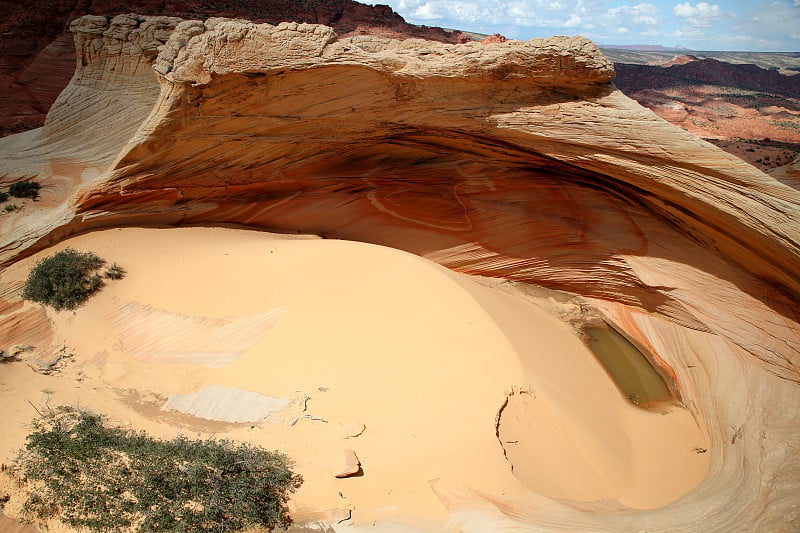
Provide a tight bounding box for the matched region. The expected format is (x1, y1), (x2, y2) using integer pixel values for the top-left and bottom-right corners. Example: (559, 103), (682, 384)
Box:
(162, 384), (289, 423)
(341, 421), (366, 439)
(334, 449), (362, 478)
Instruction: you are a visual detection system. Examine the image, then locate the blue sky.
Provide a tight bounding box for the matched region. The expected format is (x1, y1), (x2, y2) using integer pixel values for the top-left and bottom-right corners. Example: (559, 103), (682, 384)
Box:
(382, 0), (800, 51)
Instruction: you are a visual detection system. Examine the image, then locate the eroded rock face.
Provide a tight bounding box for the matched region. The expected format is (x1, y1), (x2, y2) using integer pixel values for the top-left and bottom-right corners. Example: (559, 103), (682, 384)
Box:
(771, 154), (800, 189)
(0, 15), (799, 531)
(0, 0), (466, 137)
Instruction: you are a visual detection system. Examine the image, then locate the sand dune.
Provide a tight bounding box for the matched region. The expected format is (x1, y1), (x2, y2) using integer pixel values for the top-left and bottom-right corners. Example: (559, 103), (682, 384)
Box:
(0, 227), (709, 530)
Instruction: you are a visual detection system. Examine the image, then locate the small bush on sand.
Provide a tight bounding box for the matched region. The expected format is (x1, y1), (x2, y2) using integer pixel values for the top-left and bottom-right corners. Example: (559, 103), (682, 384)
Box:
(21, 248), (106, 310)
(8, 181), (40, 199)
(14, 407), (302, 532)
(0, 191), (8, 202)
(104, 263), (125, 280)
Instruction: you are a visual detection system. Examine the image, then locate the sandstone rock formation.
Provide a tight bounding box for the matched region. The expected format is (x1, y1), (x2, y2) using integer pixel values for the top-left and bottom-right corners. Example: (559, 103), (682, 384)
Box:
(334, 449), (362, 478)
(162, 384), (290, 423)
(771, 154), (800, 189)
(0, 0), (466, 136)
(0, 14), (799, 532)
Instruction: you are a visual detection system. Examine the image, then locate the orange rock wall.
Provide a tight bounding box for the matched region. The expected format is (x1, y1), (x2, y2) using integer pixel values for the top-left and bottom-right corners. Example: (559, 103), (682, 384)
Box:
(2, 16), (798, 383)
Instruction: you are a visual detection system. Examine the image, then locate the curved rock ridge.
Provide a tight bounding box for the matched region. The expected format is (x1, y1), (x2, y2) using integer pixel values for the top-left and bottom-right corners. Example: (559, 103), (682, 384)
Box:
(0, 0), (468, 136)
(771, 154), (800, 190)
(0, 14), (178, 178)
(151, 18), (614, 86)
(0, 15), (799, 531)
(1, 15), (798, 383)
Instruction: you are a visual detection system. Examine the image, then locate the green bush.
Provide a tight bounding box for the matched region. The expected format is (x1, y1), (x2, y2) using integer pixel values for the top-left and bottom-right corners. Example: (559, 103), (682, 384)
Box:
(104, 263), (125, 280)
(9, 181), (40, 199)
(21, 248), (106, 311)
(14, 407), (302, 532)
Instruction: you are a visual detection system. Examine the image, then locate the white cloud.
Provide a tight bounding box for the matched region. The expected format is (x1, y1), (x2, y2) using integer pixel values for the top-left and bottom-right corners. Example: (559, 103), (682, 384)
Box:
(731, 1), (800, 49)
(608, 3), (660, 26)
(672, 2), (723, 27)
(387, 0), (797, 50)
(392, 0), (604, 30)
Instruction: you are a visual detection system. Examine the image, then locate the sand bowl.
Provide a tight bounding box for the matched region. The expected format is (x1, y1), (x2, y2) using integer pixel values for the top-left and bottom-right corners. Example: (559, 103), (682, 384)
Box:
(0, 226), (710, 530)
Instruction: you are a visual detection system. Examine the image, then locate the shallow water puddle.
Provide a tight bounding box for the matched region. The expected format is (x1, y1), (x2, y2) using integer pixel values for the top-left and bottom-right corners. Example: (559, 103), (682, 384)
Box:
(583, 326), (673, 407)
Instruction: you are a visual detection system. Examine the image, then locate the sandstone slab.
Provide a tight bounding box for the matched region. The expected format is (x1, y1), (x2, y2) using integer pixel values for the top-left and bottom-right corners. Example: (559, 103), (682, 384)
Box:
(334, 449), (362, 478)
(161, 384), (290, 423)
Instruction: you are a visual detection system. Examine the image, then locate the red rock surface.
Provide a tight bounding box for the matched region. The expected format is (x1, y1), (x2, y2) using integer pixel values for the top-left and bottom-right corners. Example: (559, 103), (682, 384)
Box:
(334, 449), (362, 478)
(0, 0), (466, 136)
(614, 57), (800, 171)
(481, 33), (506, 44)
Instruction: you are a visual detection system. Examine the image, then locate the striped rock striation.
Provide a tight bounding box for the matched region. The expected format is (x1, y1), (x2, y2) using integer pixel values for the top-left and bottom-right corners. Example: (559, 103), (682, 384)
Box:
(0, 14), (799, 531)
(0, 0), (466, 136)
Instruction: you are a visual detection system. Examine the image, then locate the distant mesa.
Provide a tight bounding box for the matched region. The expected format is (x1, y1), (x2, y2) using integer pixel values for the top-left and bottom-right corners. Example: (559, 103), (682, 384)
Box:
(608, 47), (800, 171)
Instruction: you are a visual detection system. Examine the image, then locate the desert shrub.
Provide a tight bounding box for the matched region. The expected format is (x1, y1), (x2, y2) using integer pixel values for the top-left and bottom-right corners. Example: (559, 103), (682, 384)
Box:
(21, 248), (105, 310)
(0, 191), (8, 202)
(8, 181), (40, 199)
(104, 263), (125, 280)
(14, 407), (302, 532)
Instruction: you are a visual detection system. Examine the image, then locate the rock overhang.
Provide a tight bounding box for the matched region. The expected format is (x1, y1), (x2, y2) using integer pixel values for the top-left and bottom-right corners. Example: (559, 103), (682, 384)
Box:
(1, 13), (798, 385)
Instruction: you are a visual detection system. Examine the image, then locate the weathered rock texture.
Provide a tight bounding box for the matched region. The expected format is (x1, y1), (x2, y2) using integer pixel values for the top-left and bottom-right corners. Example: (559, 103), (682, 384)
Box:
(771, 154), (800, 189)
(0, 0), (466, 136)
(1, 15), (799, 531)
(162, 384), (290, 423)
(109, 300), (286, 367)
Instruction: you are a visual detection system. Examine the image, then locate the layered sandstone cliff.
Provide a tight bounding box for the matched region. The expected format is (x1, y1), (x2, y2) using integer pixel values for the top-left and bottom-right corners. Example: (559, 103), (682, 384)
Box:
(1, 14), (799, 532)
(0, 0), (466, 136)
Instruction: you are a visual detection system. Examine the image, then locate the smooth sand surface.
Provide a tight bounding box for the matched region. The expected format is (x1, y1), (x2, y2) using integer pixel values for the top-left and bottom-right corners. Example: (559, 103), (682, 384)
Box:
(0, 227), (709, 530)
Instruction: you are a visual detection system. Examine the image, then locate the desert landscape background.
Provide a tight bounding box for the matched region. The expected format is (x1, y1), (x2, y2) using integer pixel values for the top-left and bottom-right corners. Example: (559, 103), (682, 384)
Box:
(0, 1), (798, 532)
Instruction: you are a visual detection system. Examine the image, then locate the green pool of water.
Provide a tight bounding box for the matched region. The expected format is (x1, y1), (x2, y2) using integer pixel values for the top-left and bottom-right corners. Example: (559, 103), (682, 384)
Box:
(585, 326), (674, 407)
